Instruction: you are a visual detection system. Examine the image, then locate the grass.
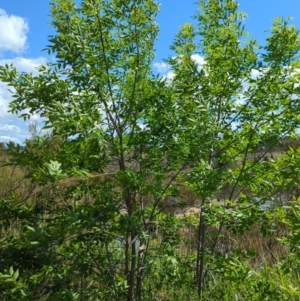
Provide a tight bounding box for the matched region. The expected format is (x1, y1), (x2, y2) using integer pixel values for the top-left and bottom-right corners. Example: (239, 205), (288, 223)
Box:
(0, 142), (299, 300)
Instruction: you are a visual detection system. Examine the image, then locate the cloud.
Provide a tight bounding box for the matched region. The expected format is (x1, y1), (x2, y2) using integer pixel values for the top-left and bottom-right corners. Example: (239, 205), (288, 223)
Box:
(0, 124), (20, 133)
(0, 57), (47, 144)
(0, 125), (23, 143)
(0, 125), (29, 143)
(164, 71), (175, 82)
(0, 81), (13, 119)
(0, 9), (48, 144)
(0, 123), (31, 144)
(153, 54), (206, 79)
(0, 57), (47, 74)
(153, 54), (206, 83)
(153, 62), (169, 73)
(153, 61), (174, 81)
(0, 135), (19, 142)
(191, 54), (205, 68)
(0, 9), (29, 54)
(0, 57), (47, 118)
(250, 69), (261, 80)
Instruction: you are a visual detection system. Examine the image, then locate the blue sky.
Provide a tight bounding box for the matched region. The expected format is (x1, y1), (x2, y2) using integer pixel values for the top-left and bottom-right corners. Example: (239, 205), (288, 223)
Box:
(0, 0), (300, 143)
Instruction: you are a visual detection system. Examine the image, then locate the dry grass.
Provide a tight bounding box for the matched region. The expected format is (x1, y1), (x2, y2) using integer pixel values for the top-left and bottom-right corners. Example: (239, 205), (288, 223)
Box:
(0, 148), (33, 200)
(0, 142), (293, 276)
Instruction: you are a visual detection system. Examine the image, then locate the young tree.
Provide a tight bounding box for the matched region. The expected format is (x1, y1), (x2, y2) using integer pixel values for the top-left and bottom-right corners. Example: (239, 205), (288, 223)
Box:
(1, 0), (300, 300)
(165, 0), (300, 296)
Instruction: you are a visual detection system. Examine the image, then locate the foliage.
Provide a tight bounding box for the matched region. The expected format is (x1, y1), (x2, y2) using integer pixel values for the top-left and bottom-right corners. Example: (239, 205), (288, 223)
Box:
(1, 0), (300, 300)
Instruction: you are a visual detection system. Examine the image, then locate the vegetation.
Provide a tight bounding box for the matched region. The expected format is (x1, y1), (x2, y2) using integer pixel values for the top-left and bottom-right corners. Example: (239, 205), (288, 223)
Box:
(0, 0), (300, 300)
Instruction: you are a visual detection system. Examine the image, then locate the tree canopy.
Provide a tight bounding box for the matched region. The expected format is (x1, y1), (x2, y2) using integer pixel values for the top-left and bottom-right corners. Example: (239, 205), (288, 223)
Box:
(1, 0), (300, 300)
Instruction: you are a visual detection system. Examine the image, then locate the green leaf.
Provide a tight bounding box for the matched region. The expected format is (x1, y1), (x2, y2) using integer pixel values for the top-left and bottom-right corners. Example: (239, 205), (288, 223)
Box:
(25, 225), (35, 232)
(47, 160), (62, 176)
(4, 278), (14, 283)
(12, 269), (19, 281)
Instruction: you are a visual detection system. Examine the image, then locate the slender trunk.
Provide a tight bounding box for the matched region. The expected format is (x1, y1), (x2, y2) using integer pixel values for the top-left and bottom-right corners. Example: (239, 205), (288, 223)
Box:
(119, 152), (136, 301)
(125, 231), (130, 293)
(135, 249), (143, 301)
(127, 232), (137, 301)
(135, 229), (150, 301)
(195, 219), (201, 280)
(196, 144), (217, 296)
(197, 208), (206, 298)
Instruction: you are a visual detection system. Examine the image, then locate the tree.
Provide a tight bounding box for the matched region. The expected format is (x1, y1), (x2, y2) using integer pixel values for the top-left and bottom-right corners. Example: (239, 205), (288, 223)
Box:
(1, 0), (300, 300)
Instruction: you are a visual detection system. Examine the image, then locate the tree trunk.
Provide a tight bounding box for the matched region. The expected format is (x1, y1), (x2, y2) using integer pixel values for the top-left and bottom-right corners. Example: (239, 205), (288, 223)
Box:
(197, 207), (206, 298)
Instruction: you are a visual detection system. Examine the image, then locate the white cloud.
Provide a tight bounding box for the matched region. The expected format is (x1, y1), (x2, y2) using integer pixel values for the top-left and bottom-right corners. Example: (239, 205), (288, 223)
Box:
(0, 57), (47, 118)
(250, 69), (261, 80)
(0, 57), (47, 74)
(191, 54), (205, 67)
(0, 9), (29, 53)
(0, 57), (47, 144)
(0, 135), (19, 142)
(153, 54), (206, 79)
(153, 54), (206, 83)
(153, 61), (174, 82)
(0, 9), (47, 144)
(0, 125), (23, 143)
(0, 124), (32, 144)
(0, 81), (12, 120)
(0, 124), (20, 133)
(165, 71), (175, 81)
(153, 62), (169, 73)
